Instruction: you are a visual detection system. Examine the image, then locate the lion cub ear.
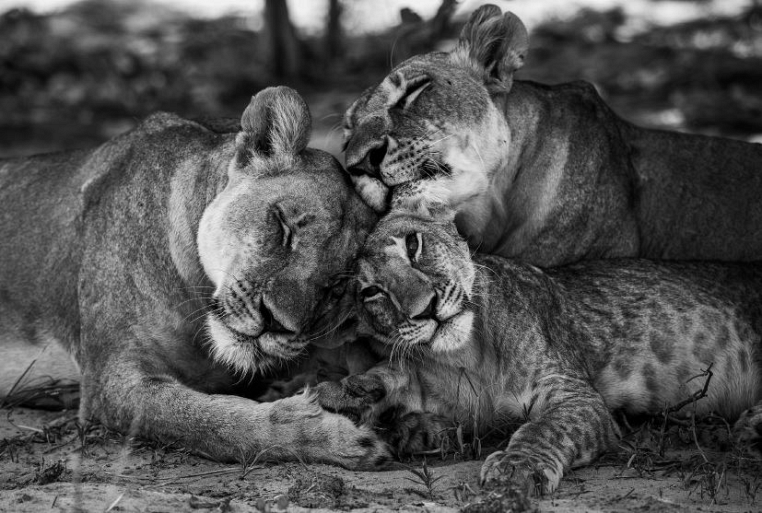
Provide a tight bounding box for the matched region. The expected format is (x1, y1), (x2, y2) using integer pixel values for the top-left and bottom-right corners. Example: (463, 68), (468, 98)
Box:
(236, 86), (311, 165)
(452, 5), (529, 92)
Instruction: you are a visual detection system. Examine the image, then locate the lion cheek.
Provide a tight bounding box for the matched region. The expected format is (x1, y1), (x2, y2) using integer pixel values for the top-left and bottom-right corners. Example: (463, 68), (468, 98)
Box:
(206, 316), (263, 375)
(351, 174), (389, 213)
(430, 310), (475, 353)
(197, 201), (233, 288)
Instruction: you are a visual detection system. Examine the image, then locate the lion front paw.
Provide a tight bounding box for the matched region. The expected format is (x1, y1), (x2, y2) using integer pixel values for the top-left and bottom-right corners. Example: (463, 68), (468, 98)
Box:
(325, 414), (393, 470)
(375, 408), (449, 455)
(733, 404), (762, 456)
(479, 450), (562, 496)
(314, 374), (386, 420)
(278, 391), (391, 470)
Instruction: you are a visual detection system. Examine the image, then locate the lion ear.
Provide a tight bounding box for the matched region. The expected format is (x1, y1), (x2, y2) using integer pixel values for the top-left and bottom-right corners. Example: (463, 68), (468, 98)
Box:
(236, 86), (311, 164)
(452, 5), (529, 92)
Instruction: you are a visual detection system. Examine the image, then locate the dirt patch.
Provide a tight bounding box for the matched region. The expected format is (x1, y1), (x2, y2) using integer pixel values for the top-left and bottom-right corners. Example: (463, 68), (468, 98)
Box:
(1, 407), (760, 513)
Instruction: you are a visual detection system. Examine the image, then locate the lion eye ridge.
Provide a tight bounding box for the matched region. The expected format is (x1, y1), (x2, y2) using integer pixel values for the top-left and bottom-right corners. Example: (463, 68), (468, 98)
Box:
(360, 284), (385, 302)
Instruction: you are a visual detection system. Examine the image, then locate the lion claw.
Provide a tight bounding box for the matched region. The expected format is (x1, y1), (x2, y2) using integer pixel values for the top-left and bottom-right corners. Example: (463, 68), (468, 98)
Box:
(733, 404), (762, 455)
(479, 450), (560, 497)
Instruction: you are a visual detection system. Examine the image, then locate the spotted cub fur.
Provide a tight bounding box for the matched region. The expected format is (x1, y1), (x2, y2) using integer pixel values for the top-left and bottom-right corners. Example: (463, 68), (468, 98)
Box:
(317, 204), (762, 494)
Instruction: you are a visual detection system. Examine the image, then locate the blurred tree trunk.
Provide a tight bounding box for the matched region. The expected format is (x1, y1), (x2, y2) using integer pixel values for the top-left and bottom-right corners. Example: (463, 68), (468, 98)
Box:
(264, 0), (301, 81)
(395, 0), (458, 61)
(325, 0), (343, 63)
(430, 0), (458, 41)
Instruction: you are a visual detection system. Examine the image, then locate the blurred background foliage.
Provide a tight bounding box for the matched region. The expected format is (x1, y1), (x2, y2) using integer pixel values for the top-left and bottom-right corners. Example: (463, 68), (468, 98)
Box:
(1, 0), (761, 158)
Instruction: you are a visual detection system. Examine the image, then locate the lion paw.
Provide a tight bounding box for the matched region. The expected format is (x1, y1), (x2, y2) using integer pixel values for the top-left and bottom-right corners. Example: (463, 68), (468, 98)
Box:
(278, 392), (391, 469)
(376, 408), (449, 455)
(320, 412), (392, 470)
(733, 404), (762, 456)
(314, 374), (385, 420)
(479, 450), (561, 497)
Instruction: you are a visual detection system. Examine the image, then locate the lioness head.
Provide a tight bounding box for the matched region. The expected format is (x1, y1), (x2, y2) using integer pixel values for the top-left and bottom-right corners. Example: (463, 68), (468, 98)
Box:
(198, 87), (377, 374)
(355, 195), (476, 353)
(343, 4), (528, 213)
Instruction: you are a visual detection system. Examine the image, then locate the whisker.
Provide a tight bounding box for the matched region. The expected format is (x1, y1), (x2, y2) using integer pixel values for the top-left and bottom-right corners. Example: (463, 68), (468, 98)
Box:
(325, 121), (345, 142)
(192, 322), (210, 348)
(388, 33), (403, 71)
(175, 296), (212, 312)
(422, 133), (454, 149)
(170, 285), (216, 292)
(470, 139), (487, 175)
(306, 309), (353, 342)
(472, 262), (501, 280)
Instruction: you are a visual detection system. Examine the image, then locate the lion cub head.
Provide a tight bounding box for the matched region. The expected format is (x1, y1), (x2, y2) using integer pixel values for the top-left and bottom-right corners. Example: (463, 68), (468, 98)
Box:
(355, 194), (476, 353)
(198, 87), (376, 374)
(343, 4), (528, 214)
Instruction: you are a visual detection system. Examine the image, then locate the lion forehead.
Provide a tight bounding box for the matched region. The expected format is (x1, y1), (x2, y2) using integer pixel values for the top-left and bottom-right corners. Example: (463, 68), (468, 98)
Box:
(351, 57), (490, 125)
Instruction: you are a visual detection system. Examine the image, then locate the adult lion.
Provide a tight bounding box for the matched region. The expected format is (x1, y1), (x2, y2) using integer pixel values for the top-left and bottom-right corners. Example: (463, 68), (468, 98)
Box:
(0, 86), (389, 468)
(342, 4), (762, 266)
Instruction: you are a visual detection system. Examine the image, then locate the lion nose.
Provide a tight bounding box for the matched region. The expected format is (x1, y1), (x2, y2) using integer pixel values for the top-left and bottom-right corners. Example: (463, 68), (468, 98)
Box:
(259, 300), (295, 335)
(409, 292), (438, 321)
(348, 139), (387, 178)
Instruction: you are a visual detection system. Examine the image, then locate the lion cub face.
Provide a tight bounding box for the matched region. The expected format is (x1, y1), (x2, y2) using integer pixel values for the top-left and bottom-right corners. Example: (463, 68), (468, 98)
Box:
(342, 6), (528, 214)
(355, 203), (476, 353)
(198, 87), (376, 374)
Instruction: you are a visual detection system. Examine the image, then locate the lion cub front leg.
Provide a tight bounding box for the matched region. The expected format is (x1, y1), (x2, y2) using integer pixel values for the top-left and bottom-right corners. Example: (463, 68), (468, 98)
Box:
(314, 365), (450, 455)
(480, 377), (619, 495)
(315, 371), (388, 422)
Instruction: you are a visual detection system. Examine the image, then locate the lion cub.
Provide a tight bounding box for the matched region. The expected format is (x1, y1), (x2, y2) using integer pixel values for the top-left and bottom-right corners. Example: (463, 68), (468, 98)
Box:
(317, 201), (762, 494)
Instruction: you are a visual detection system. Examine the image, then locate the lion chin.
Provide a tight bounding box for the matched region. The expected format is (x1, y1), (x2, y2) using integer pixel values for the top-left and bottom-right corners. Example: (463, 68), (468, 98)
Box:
(206, 314), (308, 375)
(429, 310), (475, 353)
(388, 310), (475, 353)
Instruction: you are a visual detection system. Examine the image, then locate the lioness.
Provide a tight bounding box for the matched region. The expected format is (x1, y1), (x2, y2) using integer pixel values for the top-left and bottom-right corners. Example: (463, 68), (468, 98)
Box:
(342, 4), (762, 266)
(0, 86), (390, 467)
(317, 199), (762, 494)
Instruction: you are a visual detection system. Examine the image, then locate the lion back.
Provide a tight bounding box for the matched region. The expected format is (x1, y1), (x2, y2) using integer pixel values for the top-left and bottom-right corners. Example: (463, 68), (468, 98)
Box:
(0, 112), (229, 397)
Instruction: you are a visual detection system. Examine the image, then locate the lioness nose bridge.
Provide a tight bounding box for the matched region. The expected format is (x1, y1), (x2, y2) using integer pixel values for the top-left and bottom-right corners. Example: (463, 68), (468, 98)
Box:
(346, 115), (389, 167)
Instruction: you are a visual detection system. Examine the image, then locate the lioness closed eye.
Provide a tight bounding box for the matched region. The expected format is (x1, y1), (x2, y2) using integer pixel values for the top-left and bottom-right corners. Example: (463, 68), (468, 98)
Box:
(343, 4), (762, 266)
(0, 86), (390, 468)
(317, 201), (762, 493)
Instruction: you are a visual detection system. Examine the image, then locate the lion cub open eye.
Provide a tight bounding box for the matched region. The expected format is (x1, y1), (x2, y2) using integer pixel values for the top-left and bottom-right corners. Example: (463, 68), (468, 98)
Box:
(405, 232), (423, 262)
(273, 207), (293, 248)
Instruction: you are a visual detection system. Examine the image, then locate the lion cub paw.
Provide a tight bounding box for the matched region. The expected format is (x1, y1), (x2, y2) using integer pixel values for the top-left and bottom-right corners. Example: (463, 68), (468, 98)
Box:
(314, 374), (386, 421)
(479, 450), (562, 497)
(733, 404), (762, 456)
(375, 408), (449, 455)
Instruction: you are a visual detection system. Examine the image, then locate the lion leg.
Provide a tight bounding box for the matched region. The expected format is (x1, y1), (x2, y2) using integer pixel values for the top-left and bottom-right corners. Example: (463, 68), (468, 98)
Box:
(314, 361), (428, 423)
(314, 364), (451, 455)
(480, 378), (619, 496)
(373, 408), (450, 455)
(82, 360), (391, 469)
(315, 372), (388, 418)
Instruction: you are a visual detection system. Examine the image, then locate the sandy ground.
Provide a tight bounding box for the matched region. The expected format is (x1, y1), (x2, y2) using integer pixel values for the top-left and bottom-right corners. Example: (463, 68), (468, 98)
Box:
(1, 407), (760, 513)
